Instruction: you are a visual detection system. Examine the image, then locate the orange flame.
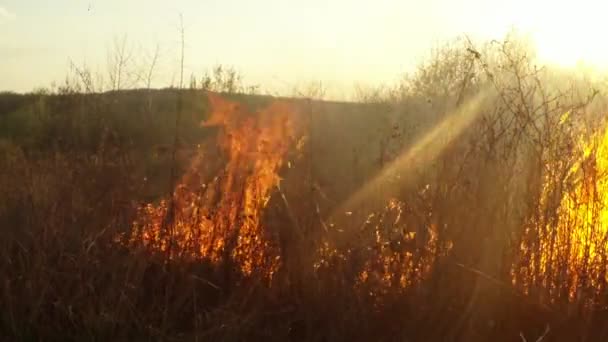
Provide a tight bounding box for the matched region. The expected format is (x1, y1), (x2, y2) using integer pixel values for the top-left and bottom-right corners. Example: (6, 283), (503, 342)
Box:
(128, 93), (297, 276)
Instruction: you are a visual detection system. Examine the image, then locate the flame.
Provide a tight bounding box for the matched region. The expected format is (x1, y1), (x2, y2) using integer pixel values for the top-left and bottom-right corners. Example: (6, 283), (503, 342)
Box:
(123, 92), (448, 296)
(127, 93), (297, 276)
(514, 123), (608, 307)
(315, 197), (443, 299)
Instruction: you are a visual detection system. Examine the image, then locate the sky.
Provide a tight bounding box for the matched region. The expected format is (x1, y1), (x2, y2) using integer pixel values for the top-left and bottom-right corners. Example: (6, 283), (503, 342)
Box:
(1, 0), (607, 98)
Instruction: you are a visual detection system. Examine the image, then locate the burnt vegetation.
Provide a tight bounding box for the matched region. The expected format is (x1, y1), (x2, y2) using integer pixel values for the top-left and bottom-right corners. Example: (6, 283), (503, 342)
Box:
(3, 35), (608, 341)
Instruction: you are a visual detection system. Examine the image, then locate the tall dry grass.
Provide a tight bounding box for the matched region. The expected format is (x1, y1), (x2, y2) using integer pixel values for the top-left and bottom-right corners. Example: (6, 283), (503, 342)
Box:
(3, 34), (608, 341)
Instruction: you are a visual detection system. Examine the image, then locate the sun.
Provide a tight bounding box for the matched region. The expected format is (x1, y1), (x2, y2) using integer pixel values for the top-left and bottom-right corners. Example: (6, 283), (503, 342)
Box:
(492, 0), (608, 69)
(533, 22), (608, 69)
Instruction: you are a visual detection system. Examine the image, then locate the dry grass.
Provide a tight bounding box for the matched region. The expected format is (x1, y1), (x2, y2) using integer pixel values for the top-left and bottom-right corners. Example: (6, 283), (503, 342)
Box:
(3, 35), (608, 341)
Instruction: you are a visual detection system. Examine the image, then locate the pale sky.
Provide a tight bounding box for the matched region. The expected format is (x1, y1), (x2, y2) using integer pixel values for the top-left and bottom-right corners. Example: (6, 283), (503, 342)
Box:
(1, 0), (607, 97)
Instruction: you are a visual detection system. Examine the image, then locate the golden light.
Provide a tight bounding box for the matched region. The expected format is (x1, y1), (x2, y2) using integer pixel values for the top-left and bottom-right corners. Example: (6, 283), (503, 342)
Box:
(490, 0), (608, 69)
(331, 90), (489, 218)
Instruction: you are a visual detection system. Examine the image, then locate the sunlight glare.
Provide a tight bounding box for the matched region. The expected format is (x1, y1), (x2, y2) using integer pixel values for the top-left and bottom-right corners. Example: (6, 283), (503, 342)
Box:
(331, 90), (489, 219)
(499, 0), (608, 68)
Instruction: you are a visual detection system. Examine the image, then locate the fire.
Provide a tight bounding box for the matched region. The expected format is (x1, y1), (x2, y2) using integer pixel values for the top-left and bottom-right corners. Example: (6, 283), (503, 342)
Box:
(127, 93), (297, 276)
(315, 197), (442, 297)
(124, 92), (443, 293)
(514, 123), (608, 306)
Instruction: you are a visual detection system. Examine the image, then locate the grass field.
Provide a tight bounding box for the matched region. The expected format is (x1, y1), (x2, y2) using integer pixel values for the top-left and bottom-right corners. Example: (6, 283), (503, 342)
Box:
(2, 37), (608, 341)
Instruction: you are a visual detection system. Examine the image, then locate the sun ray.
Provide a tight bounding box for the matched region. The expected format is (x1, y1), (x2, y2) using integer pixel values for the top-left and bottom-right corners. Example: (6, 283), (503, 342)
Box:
(331, 90), (490, 220)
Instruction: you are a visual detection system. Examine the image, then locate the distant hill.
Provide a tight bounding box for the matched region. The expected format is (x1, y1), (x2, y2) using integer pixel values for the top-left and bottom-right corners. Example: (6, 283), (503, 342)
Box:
(0, 88), (415, 216)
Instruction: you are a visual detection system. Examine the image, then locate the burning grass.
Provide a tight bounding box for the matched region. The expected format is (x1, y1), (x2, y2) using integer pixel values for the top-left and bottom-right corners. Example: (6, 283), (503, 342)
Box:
(125, 93), (298, 278)
(6, 37), (608, 341)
